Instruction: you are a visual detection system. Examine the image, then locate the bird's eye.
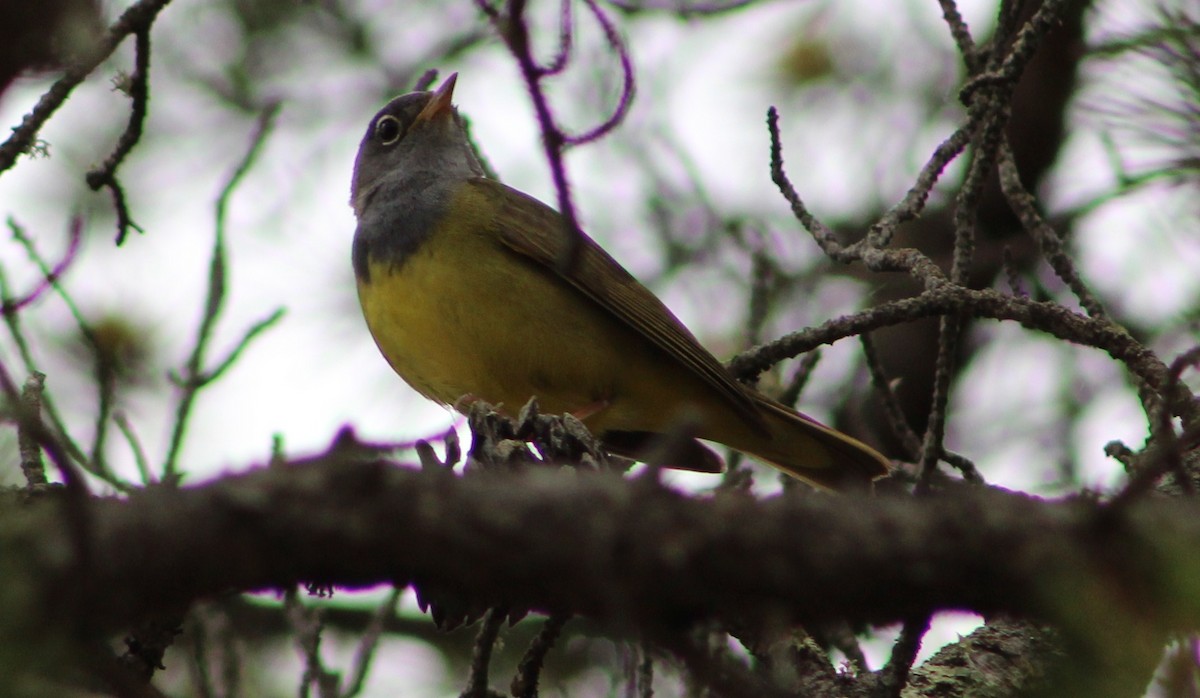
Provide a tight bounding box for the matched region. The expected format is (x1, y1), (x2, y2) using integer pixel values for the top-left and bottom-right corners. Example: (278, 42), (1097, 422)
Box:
(375, 115), (403, 145)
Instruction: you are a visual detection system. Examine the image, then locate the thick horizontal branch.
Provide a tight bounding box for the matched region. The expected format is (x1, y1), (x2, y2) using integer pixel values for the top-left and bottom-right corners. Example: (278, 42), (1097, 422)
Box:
(6, 454), (1200, 663)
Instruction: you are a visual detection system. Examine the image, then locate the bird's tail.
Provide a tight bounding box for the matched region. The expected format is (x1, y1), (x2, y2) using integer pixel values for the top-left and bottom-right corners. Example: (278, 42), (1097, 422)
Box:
(726, 394), (891, 491)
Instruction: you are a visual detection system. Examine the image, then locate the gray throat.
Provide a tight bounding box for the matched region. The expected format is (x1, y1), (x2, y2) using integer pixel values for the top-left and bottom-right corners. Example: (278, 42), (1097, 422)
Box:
(352, 171), (455, 283)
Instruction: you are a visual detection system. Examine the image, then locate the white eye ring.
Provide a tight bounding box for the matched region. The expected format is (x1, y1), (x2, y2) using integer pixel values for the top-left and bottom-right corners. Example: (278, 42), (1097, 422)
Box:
(375, 115), (403, 145)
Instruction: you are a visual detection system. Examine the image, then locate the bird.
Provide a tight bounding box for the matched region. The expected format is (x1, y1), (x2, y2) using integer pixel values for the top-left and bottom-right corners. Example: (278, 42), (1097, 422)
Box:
(349, 73), (890, 490)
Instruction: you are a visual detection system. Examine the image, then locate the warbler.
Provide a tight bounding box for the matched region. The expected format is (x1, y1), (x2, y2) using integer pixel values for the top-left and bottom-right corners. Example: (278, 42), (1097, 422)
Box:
(350, 74), (890, 490)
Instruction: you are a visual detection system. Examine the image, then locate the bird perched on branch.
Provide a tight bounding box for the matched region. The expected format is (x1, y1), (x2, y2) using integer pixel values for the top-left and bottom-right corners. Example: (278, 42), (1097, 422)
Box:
(350, 73), (890, 490)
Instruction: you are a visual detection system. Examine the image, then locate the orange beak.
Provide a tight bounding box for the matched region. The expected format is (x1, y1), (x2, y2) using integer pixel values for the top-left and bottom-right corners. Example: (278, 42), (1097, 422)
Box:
(413, 73), (457, 125)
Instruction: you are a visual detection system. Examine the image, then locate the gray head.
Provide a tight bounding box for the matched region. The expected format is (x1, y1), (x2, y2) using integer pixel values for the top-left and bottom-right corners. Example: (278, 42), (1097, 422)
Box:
(349, 74), (485, 218)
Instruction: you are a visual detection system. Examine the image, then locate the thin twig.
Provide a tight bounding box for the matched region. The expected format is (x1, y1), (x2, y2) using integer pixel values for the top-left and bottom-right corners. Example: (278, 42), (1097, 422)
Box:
(769, 106), (974, 256)
(861, 333), (983, 482)
(187, 602), (242, 698)
(18, 372), (48, 486)
(7, 218), (97, 364)
(777, 350), (821, 410)
(114, 411), (153, 485)
(85, 26), (153, 244)
(566, 0), (636, 146)
(478, 0), (581, 271)
(0, 0), (173, 174)
(864, 123), (976, 251)
(915, 314), (961, 494)
(0, 216), (82, 315)
(940, 450), (983, 484)
(0, 259), (91, 471)
(767, 107), (843, 258)
(997, 141), (1107, 318)
(462, 606), (507, 698)
(186, 609), (217, 698)
(7, 217), (124, 485)
(284, 589), (339, 698)
(1108, 345), (1200, 508)
(638, 644), (654, 698)
(861, 333), (922, 461)
(729, 284), (1198, 429)
(511, 613), (570, 698)
(914, 90), (1007, 487)
(341, 588), (402, 698)
(937, 0), (979, 70)
(542, 0), (574, 77)
(476, 0), (635, 273)
(203, 308), (286, 383)
(958, 4), (1066, 107)
(667, 634), (795, 698)
(163, 105), (281, 480)
(875, 615), (931, 697)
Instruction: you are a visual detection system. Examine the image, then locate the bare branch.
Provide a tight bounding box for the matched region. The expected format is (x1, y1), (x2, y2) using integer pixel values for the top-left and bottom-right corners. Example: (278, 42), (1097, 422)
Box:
(163, 105), (282, 480)
(511, 612), (570, 698)
(476, 0), (636, 273)
(17, 371), (47, 487)
(0, 0), (173, 175)
(463, 606), (507, 698)
(85, 26), (153, 245)
(727, 285), (1200, 429)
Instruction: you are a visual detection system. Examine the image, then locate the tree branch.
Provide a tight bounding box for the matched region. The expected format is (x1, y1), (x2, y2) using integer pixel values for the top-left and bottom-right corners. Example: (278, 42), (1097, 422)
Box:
(4, 452), (1198, 689)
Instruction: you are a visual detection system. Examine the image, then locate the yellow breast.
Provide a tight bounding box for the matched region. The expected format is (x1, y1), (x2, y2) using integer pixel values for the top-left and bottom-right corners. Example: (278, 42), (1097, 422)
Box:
(357, 199), (612, 414)
(355, 189), (731, 437)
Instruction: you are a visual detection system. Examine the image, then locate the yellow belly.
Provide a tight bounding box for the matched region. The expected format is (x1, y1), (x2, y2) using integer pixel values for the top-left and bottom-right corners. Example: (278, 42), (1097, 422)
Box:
(356, 216), (730, 437)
